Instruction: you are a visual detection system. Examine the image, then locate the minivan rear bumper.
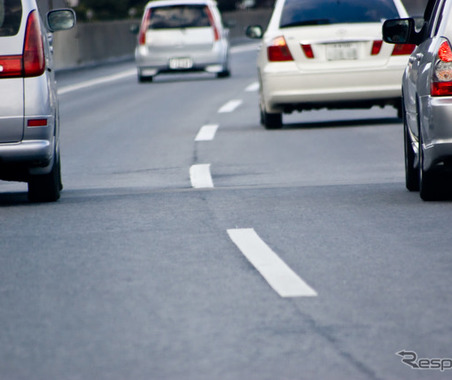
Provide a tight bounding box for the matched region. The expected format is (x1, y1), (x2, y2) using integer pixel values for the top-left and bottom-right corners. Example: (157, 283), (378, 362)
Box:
(0, 139), (53, 166)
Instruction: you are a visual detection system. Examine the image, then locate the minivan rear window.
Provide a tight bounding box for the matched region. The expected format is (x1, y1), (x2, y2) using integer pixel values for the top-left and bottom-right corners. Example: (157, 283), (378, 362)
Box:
(148, 5), (211, 29)
(0, 0), (22, 36)
(280, 0), (399, 28)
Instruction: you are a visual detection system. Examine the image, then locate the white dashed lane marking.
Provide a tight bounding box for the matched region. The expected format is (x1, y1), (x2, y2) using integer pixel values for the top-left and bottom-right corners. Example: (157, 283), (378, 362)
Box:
(218, 99), (243, 113)
(195, 124), (219, 142)
(245, 82), (259, 92)
(190, 164), (214, 189)
(227, 228), (318, 298)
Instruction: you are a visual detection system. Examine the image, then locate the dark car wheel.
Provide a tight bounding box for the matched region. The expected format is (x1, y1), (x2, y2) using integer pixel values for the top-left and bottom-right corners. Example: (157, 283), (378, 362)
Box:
(419, 139), (438, 201)
(403, 112), (419, 191)
(28, 151), (61, 202)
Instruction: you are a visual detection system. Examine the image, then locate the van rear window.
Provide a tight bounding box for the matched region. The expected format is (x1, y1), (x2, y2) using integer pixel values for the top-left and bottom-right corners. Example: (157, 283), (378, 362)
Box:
(148, 5), (210, 29)
(280, 0), (399, 28)
(0, 0), (22, 36)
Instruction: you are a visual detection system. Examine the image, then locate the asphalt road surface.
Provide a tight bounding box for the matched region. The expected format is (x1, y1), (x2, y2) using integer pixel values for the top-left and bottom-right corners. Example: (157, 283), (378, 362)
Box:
(0, 43), (451, 380)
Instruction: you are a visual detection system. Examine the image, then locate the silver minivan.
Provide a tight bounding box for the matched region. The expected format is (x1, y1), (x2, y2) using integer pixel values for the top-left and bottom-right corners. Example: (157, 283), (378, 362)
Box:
(383, 0), (452, 200)
(0, 0), (75, 202)
(135, 0), (230, 82)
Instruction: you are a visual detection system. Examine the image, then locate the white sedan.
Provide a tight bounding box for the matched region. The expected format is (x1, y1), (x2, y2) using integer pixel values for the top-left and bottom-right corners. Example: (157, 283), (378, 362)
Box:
(247, 0), (415, 129)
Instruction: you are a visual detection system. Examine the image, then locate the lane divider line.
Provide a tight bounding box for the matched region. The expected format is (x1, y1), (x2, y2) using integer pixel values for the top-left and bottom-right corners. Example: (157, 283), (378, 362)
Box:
(227, 228), (318, 298)
(190, 164), (214, 189)
(58, 69), (137, 95)
(218, 99), (243, 113)
(245, 82), (259, 92)
(195, 124), (219, 142)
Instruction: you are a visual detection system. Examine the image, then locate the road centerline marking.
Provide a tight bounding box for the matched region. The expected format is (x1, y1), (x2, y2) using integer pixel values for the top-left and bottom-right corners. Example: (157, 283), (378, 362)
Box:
(195, 124), (219, 142)
(227, 228), (318, 298)
(218, 99), (243, 113)
(245, 82), (259, 92)
(190, 164), (214, 189)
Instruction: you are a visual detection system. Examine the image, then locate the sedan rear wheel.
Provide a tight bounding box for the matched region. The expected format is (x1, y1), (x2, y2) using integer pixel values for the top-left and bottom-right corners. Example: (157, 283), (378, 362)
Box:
(259, 98), (282, 129)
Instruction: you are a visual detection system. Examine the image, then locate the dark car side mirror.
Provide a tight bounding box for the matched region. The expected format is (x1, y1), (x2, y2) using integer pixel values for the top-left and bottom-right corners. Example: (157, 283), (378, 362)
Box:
(382, 18), (417, 45)
(246, 25), (263, 39)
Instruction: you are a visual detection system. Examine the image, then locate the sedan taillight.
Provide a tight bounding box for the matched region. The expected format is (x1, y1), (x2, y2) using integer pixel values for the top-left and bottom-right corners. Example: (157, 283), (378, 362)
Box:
(392, 43), (416, 56)
(301, 44), (314, 59)
(371, 40), (383, 55)
(431, 40), (452, 96)
(267, 36), (293, 62)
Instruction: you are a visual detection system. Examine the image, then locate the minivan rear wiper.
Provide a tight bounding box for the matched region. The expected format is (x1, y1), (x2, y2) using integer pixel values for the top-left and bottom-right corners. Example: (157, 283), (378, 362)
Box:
(280, 19), (331, 28)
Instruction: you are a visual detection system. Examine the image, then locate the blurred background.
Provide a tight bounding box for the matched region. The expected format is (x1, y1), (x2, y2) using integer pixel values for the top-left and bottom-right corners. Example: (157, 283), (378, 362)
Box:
(37, 0), (430, 70)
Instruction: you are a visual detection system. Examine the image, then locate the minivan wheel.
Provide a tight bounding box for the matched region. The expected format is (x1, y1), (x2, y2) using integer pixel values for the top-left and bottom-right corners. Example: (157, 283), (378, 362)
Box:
(403, 115), (419, 191)
(217, 69), (230, 78)
(28, 152), (61, 203)
(138, 72), (153, 83)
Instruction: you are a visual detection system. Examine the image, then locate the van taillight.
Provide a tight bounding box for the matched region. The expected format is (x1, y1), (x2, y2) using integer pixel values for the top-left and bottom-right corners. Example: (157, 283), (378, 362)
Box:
(268, 36), (293, 62)
(392, 43), (416, 56)
(0, 10), (45, 78)
(139, 9), (151, 45)
(0, 55), (23, 77)
(431, 40), (452, 96)
(23, 10), (45, 77)
(206, 6), (220, 41)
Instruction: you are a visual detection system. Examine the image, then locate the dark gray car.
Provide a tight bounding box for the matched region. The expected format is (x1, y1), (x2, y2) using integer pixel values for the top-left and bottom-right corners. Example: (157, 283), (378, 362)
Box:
(0, 0), (74, 201)
(384, 0), (452, 200)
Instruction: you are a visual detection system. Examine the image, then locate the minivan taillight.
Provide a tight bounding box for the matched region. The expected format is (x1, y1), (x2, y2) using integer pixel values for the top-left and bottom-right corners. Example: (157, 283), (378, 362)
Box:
(268, 36), (293, 62)
(138, 9), (151, 45)
(0, 10), (45, 78)
(23, 10), (45, 77)
(431, 40), (452, 96)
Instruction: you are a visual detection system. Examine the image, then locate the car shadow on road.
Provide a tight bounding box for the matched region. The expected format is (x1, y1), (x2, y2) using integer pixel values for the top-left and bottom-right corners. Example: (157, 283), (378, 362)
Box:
(283, 116), (401, 130)
(0, 191), (30, 206)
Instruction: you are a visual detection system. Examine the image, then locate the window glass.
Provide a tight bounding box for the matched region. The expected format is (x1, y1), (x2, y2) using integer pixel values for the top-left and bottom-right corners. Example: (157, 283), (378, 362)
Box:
(148, 5), (210, 29)
(0, 0), (22, 36)
(280, 0), (399, 28)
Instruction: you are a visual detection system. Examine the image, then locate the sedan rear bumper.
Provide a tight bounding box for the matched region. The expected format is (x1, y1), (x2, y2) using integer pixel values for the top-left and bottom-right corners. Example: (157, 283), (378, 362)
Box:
(261, 63), (404, 112)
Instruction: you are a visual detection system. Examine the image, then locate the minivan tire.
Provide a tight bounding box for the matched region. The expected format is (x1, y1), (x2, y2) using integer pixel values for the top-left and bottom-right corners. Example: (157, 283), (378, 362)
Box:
(28, 151), (61, 202)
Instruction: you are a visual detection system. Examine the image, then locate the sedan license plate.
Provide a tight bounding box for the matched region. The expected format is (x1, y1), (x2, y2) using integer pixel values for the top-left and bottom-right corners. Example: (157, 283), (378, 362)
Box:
(169, 57), (193, 70)
(326, 43), (358, 61)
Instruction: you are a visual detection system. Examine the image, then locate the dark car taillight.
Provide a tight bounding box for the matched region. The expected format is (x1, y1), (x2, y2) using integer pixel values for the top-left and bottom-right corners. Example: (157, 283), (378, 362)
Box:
(0, 10), (45, 78)
(268, 36), (293, 62)
(138, 9), (151, 45)
(431, 40), (452, 96)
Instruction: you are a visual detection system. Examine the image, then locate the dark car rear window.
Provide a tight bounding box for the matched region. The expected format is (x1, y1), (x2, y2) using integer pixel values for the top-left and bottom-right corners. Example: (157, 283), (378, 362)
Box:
(148, 5), (211, 29)
(0, 0), (22, 36)
(280, 0), (399, 28)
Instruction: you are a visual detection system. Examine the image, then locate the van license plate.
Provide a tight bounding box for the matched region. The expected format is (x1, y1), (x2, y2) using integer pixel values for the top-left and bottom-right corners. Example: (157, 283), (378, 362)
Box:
(326, 43), (358, 61)
(169, 58), (193, 69)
